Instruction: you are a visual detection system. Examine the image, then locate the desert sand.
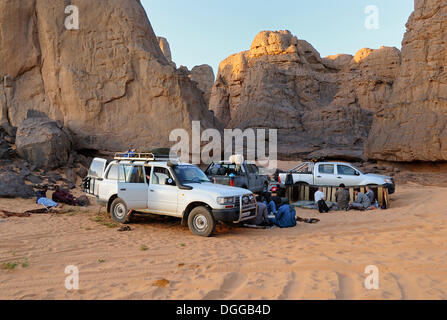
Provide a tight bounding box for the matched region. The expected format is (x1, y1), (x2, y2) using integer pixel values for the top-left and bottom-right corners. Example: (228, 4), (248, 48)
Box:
(0, 183), (446, 300)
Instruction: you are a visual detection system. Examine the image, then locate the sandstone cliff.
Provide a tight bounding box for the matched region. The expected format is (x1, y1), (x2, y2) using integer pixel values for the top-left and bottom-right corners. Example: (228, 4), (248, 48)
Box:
(209, 30), (401, 160)
(189, 65), (215, 106)
(0, 0), (219, 151)
(366, 0), (447, 161)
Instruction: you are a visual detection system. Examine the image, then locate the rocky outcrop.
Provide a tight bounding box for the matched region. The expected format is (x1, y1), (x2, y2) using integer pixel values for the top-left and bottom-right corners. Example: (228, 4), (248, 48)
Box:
(16, 115), (73, 169)
(189, 65), (215, 106)
(0, 0), (219, 152)
(0, 172), (34, 198)
(366, 0), (447, 161)
(157, 37), (173, 63)
(210, 30), (401, 160)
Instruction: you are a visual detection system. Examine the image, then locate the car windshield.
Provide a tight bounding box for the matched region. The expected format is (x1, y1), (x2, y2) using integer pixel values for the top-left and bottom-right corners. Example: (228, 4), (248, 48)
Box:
(174, 165), (211, 184)
(350, 165), (363, 174)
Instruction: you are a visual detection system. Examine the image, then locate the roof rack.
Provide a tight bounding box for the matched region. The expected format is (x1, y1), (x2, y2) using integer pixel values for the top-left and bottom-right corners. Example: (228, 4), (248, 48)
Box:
(114, 152), (155, 161)
(114, 152), (177, 162)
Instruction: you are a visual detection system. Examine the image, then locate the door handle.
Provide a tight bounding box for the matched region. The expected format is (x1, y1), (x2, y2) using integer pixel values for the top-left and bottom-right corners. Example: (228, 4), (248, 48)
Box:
(120, 188), (127, 191)
(150, 190), (155, 192)
(337, 177), (342, 179)
(317, 176), (322, 178)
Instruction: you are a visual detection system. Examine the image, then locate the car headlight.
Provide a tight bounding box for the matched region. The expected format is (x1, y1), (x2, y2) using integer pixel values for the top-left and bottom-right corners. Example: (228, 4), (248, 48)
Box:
(384, 179), (393, 184)
(217, 197), (235, 205)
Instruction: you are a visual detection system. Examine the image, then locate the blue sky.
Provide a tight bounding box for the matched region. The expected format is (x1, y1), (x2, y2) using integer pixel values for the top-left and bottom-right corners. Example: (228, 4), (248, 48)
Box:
(141, 0), (414, 75)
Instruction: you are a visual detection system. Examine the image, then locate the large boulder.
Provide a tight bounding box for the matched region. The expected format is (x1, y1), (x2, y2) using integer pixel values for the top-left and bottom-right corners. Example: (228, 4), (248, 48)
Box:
(0, 172), (34, 198)
(209, 30), (400, 160)
(366, 0), (447, 161)
(16, 116), (72, 169)
(0, 0), (220, 152)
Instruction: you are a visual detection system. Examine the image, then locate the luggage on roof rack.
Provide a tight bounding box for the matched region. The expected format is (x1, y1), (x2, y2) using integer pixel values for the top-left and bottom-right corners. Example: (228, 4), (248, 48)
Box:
(114, 152), (155, 161)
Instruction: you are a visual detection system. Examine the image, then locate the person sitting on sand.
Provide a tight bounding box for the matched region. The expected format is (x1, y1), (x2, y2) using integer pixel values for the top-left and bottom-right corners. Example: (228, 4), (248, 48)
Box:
(365, 186), (375, 205)
(335, 184), (350, 211)
(314, 188), (329, 213)
(250, 196), (273, 227)
(269, 204), (297, 228)
(348, 189), (371, 211)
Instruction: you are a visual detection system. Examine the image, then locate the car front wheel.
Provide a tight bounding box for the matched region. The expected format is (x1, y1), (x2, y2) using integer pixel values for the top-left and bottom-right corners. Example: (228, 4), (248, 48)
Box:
(110, 197), (130, 224)
(188, 206), (216, 237)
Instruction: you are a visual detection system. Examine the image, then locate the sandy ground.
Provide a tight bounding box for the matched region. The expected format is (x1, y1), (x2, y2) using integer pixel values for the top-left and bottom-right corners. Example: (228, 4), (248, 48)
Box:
(0, 183), (446, 300)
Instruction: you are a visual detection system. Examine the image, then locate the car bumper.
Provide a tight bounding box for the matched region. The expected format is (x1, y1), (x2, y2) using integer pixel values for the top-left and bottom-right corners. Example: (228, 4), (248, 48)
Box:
(385, 183), (395, 194)
(212, 206), (257, 224)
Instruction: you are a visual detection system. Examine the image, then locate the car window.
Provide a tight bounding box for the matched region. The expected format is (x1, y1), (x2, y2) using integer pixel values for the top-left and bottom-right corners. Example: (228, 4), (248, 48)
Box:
(251, 165), (259, 175)
(318, 164), (334, 174)
(126, 166), (145, 183)
(337, 165), (357, 176)
(106, 164), (119, 180)
(151, 167), (173, 185)
(294, 163), (312, 173)
(89, 159), (105, 178)
(144, 166), (152, 184)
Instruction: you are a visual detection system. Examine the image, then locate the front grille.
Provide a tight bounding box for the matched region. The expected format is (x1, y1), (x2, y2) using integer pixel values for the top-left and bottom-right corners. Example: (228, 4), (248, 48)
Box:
(235, 196), (240, 209)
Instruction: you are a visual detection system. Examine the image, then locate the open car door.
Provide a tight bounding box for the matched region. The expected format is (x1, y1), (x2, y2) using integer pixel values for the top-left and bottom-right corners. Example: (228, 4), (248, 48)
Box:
(84, 158), (107, 196)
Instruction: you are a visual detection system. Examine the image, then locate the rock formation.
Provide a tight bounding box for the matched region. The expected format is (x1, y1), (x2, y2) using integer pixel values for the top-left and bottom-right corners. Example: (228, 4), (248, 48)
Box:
(157, 37), (173, 63)
(189, 65), (215, 106)
(210, 30), (401, 160)
(366, 0), (447, 162)
(0, 172), (35, 198)
(0, 0), (219, 153)
(16, 115), (73, 169)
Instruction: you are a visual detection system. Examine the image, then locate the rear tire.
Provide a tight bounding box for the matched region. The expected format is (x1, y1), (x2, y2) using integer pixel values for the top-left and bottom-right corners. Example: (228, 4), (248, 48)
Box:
(188, 206), (216, 237)
(110, 197), (130, 224)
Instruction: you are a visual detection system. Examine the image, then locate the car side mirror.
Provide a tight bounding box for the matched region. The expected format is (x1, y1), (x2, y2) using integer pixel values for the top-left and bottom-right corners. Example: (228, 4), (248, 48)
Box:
(165, 178), (176, 186)
(355, 171), (360, 176)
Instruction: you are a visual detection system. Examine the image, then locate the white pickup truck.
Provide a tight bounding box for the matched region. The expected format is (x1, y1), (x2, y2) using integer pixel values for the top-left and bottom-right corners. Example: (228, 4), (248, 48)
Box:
(83, 153), (257, 237)
(278, 162), (395, 194)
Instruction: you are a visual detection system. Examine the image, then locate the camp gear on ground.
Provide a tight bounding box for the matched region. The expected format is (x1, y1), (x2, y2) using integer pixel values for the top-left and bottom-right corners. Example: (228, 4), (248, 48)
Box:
(296, 217), (320, 224)
(37, 197), (58, 208)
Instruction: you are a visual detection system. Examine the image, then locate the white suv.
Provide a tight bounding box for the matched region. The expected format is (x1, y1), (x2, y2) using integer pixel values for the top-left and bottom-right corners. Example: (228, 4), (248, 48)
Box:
(83, 153), (257, 237)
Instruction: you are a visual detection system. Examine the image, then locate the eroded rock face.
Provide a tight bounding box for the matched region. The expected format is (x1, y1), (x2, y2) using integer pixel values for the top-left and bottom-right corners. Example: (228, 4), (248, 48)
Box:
(16, 116), (73, 169)
(0, 0), (219, 152)
(189, 65), (215, 106)
(210, 30), (401, 160)
(366, 0), (447, 161)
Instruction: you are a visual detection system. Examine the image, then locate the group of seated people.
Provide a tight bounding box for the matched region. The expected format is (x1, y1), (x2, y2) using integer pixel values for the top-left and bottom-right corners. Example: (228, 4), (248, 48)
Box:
(252, 193), (297, 228)
(314, 184), (377, 213)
